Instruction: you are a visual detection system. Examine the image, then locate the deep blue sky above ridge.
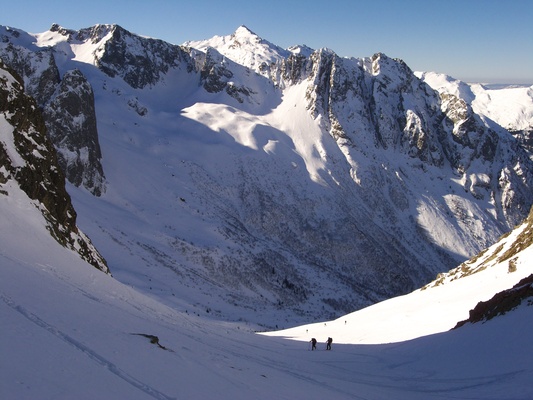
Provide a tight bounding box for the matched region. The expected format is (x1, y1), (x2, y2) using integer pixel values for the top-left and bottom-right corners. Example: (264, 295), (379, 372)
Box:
(2, 0), (532, 84)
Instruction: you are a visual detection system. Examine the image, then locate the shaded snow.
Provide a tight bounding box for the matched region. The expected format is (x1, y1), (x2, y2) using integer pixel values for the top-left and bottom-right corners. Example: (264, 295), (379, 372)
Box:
(1, 178), (532, 399)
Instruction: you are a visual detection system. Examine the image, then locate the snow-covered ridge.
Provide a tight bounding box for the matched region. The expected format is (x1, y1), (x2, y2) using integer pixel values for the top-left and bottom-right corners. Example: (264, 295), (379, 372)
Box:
(287, 44), (315, 58)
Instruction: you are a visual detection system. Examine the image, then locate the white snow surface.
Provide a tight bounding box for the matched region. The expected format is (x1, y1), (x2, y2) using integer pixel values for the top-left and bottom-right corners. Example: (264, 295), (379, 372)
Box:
(1, 175), (533, 399)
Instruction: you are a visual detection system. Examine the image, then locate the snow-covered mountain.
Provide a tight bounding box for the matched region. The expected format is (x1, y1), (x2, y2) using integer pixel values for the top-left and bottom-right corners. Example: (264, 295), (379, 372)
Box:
(184, 25), (291, 79)
(1, 23), (533, 326)
(1, 123), (532, 398)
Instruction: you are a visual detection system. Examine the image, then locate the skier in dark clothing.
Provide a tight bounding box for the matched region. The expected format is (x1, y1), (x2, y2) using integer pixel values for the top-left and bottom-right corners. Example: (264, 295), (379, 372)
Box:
(310, 338), (317, 350)
(326, 337), (333, 350)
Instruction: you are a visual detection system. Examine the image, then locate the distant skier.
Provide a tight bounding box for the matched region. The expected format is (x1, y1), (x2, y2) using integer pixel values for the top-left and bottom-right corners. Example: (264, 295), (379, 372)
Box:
(310, 338), (317, 350)
(326, 337), (332, 350)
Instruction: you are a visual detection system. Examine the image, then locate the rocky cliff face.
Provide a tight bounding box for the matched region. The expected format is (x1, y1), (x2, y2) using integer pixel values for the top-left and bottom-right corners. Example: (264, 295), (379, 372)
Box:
(0, 25), (106, 196)
(0, 61), (108, 272)
(454, 273), (533, 328)
(417, 72), (533, 225)
(264, 46), (533, 230)
(62, 24), (196, 89)
(42, 69), (105, 196)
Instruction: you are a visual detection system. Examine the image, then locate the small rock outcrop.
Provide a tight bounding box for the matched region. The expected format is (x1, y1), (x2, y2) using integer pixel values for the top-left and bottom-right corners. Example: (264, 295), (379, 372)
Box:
(455, 274), (533, 328)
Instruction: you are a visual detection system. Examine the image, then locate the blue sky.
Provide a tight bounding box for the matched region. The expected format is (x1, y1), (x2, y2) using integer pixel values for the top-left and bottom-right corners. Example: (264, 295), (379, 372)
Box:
(2, 0), (532, 84)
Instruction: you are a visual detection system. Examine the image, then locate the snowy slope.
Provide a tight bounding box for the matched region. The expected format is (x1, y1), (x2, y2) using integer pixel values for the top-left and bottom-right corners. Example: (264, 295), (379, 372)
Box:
(2, 178), (532, 399)
(471, 83), (533, 132)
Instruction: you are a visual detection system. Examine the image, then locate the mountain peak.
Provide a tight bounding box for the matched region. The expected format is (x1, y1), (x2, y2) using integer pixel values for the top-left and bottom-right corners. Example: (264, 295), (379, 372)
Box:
(288, 44), (315, 58)
(228, 25), (263, 48)
(185, 25), (290, 76)
(233, 25), (257, 38)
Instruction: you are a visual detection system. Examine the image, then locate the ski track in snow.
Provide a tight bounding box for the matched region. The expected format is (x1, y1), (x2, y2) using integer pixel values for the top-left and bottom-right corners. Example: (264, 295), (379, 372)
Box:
(0, 293), (175, 400)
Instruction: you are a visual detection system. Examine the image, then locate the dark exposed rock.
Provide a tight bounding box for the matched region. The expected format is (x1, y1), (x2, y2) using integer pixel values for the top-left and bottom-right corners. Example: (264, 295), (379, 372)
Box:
(92, 24), (195, 89)
(0, 35), (106, 196)
(131, 333), (170, 351)
(0, 62), (108, 273)
(200, 47), (234, 94)
(198, 47), (256, 103)
(278, 53), (308, 86)
(43, 69), (105, 196)
(454, 274), (533, 328)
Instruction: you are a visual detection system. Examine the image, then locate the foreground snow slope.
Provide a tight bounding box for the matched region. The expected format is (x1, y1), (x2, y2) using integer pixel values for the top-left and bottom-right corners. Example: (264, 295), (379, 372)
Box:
(2, 180), (533, 399)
